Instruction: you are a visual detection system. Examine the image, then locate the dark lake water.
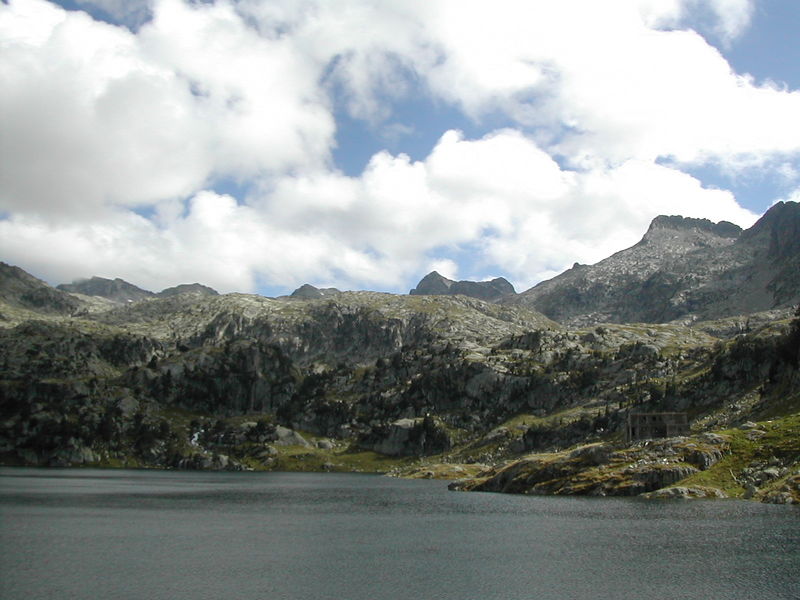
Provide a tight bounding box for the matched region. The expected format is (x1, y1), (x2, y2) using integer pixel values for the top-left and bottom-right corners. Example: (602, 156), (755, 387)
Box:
(1, 468), (798, 600)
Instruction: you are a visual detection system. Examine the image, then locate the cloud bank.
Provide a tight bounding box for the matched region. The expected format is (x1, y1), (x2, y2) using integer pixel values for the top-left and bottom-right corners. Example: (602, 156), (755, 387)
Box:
(1, 0), (797, 294)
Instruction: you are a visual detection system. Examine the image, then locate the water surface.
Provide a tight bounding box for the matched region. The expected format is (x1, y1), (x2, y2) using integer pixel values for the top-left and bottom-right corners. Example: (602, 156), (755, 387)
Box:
(1, 468), (798, 599)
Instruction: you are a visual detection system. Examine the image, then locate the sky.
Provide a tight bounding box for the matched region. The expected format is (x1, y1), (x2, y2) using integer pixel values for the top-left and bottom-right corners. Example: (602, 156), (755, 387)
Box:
(1, 0), (799, 297)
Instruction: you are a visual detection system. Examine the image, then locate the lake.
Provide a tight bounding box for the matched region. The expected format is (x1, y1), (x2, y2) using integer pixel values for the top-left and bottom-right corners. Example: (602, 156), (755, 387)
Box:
(0, 468), (798, 599)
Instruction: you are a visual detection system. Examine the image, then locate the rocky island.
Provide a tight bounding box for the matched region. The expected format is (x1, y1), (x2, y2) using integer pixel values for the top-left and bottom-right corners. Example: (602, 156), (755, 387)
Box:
(1, 202), (798, 504)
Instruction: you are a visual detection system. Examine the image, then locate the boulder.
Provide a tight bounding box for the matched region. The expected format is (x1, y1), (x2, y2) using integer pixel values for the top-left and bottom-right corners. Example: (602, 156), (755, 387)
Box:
(274, 426), (312, 447)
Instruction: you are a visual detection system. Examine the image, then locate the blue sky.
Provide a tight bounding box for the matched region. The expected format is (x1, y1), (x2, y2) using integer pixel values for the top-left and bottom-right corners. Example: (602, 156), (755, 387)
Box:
(1, 0), (799, 297)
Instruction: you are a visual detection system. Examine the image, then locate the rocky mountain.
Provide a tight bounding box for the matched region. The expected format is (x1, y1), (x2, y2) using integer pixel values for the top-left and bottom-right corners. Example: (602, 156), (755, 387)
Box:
(57, 276), (220, 303)
(158, 283), (219, 298)
(290, 284), (341, 299)
(0, 262), (81, 316)
(410, 271), (516, 301)
(508, 201), (800, 326)
(1, 205), (798, 504)
(58, 276), (155, 303)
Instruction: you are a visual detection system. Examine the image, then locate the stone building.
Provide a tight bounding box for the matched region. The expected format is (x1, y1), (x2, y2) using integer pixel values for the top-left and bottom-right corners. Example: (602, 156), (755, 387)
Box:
(626, 412), (689, 442)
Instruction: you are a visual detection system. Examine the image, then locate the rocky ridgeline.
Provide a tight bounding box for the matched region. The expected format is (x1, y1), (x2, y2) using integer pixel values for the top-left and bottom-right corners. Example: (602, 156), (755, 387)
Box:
(409, 271), (516, 301)
(507, 201), (800, 326)
(0, 205), (799, 504)
(57, 276), (219, 303)
(0, 263), (82, 315)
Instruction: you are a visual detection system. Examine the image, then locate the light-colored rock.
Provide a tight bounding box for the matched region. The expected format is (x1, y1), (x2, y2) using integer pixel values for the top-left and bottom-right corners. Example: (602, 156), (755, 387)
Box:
(274, 426), (311, 447)
(642, 486), (728, 499)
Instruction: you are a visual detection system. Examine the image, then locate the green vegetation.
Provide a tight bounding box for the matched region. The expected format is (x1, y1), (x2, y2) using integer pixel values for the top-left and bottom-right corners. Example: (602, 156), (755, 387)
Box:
(680, 413), (800, 499)
(2, 275), (799, 505)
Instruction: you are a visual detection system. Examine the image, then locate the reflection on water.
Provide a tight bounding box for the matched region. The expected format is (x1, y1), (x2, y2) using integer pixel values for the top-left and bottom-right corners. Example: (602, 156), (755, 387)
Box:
(1, 468), (798, 600)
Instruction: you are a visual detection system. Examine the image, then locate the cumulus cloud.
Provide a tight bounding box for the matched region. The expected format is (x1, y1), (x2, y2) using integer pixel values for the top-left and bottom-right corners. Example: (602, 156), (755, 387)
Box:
(0, 0), (794, 294)
(410, 0), (796, 170)
(0, 0), (334, 219)
(709, 0), (754, 41)
(0, 129), (759, 293)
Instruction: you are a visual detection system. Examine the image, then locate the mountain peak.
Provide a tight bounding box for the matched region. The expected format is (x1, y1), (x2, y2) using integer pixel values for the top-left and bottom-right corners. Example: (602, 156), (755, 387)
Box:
(740, 201), (800, 259)
(158, 283), (219, 298)
(0, 262), (81, 315)
(410, 272), (515, 301)
(510, 205), (799, 325)
(290, 284), (341, 299)
(409, 271), (455, 295)
(57, 276), (154, 303)
(647, 215), (741, 238)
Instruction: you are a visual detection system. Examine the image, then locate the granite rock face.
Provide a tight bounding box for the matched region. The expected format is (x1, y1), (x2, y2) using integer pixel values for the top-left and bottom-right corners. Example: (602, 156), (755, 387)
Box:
(358, 416), (452, 457)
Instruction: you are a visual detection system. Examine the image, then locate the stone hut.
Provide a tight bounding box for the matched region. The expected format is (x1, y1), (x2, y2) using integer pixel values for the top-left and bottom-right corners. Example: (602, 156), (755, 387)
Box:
(626, 412), (689, 442)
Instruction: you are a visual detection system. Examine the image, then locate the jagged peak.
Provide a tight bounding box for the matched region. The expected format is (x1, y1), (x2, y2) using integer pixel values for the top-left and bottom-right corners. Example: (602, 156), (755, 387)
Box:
(741, 200), (800, 235)
(409, 271), (455, 295)
(410, 271), (515, 300)
(740, 200), (800, 258)
(646, 215), (741, 238)
(420, 271), (455, 286)
(289, 283), (341, 299)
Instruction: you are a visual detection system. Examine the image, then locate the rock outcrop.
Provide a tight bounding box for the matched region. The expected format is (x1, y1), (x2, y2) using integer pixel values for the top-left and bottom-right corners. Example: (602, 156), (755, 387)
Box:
(358, 416), (452, 457)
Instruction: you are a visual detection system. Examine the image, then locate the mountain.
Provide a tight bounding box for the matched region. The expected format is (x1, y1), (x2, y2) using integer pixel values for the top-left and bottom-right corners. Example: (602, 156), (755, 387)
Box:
(508, 202), (800, 326)
(58, 276), (155, 303)
(1, 205), (798, 503)
(0, 262), (81, 315)
(410, 271), (516, 301)
(158, 283), (219, 298)
(58, 277), (220, 302)
(290, 284), (341, 299)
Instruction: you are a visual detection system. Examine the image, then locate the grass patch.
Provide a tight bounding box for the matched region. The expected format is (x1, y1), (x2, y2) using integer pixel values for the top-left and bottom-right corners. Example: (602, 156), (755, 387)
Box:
(270, 443), (415, 473)
(680, 412), (800, 498)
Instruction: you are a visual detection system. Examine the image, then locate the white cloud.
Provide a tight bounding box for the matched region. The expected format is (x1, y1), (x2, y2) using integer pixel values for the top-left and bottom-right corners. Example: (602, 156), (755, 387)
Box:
(0, 0), (334, 219)
(0, 0), (792, 296)
(704, 0), (754, 43)
(407, 0), (797, 170)
(0, 129), (758, 293)
(637, 0), (754, 43)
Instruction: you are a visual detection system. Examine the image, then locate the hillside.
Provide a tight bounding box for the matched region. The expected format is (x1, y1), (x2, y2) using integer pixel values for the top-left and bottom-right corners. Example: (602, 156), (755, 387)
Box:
(1, 206), (799, 504)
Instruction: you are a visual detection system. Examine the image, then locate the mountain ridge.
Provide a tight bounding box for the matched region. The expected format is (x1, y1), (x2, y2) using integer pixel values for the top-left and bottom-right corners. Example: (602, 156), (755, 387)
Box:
(1, 205), (798, 504)
(56, 276), (219, 303)
(410, 271), (516, 301)
(506, 201), (800, 326)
